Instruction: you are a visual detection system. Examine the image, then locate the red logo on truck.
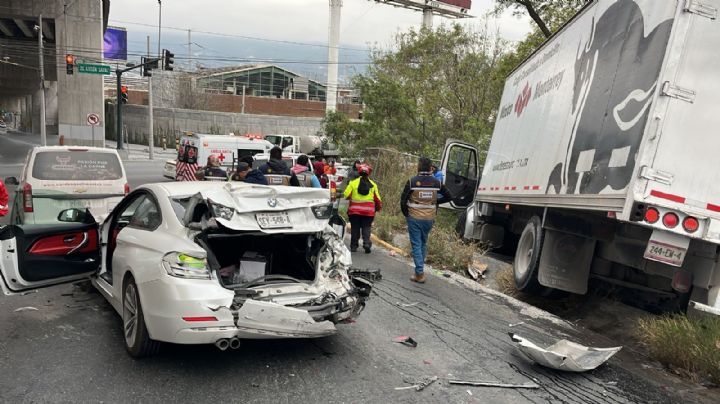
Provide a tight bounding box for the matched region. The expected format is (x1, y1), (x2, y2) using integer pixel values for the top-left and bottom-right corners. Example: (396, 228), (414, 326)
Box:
(514, 83), (532, 116)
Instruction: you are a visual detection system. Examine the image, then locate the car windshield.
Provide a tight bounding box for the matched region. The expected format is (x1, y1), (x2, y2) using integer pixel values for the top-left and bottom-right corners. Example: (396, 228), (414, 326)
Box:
(32, 151), (123, 181)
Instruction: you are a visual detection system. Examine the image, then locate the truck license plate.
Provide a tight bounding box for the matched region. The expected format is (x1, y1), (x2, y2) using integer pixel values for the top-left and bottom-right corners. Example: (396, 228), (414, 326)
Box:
(643, 230), (690, 267)
(256, 212), (292, 229)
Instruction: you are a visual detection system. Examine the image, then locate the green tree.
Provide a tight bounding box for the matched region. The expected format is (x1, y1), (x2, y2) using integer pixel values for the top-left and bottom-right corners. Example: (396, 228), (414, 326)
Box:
(321, 110), (356, 155)
(494, 0), (588, 38)
(350, 24), (506, 159)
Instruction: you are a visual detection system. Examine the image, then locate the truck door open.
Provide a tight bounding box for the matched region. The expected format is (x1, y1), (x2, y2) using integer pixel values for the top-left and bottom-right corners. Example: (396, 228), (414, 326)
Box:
(441, 140), (480, 209)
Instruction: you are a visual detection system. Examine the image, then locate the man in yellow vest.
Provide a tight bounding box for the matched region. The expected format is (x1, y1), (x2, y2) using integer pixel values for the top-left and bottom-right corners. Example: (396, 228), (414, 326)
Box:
(400, 157), (452, 283)
(343, 164), (382, 253)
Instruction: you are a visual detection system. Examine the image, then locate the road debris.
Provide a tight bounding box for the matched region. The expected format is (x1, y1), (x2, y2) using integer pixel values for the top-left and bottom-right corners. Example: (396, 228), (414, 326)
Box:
(396, 301), (420, 308)
(422, 359), (432, 365)
(449, 380), (540, 389)
(467, 261), (487, 281)
(395, 376), (438, 391)
(348, 267), (382, 281)
(393, 336), (418, 347)
(509, 333), (621, 372)
(467, 390), (473, 396)
(14, 306), (39, 312)
(509, 322), (525, 327)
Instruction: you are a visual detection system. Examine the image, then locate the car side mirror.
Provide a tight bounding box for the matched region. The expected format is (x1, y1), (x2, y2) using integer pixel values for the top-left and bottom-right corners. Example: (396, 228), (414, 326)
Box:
(4, 176), (18, 186)
(57, 208), (87, 223)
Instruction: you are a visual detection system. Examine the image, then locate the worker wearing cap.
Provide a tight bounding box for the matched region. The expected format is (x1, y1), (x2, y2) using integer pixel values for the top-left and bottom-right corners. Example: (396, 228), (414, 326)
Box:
(401, 157), (452, 283)
(343, 164), (382, 253)
(230, 162), (268, 185)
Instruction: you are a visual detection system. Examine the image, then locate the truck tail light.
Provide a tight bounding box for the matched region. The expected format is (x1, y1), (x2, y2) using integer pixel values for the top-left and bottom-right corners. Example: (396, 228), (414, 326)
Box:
(662, 212), (679, 228)
(22, 183), (33, 212)
(682, 216), (699, 233)
(124, 183), (130, 195)
(644, 208), (659, 224)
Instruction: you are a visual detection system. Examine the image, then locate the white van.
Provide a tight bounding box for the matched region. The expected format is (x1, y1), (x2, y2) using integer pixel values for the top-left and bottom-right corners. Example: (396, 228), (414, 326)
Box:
(6, 146), (128, 224)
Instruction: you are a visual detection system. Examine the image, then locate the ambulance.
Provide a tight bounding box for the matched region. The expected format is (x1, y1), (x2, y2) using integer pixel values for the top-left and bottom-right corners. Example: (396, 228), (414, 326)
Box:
(175, 133), (273, 181)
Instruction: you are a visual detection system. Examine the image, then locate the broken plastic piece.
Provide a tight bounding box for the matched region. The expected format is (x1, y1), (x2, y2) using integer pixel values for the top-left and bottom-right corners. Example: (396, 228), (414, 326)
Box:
(449, 380), (540, 389)
(14, 306), (39, 312)
(393, 336), (418, 347)
(509, 333), (622, 372)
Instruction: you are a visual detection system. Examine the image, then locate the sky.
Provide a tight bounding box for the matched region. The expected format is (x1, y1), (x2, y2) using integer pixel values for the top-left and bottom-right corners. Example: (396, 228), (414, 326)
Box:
(109, 0), (532, 81)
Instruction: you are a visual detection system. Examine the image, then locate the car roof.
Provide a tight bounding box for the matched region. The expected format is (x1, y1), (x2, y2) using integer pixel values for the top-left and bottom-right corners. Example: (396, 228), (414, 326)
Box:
(32, 146), (120, 154)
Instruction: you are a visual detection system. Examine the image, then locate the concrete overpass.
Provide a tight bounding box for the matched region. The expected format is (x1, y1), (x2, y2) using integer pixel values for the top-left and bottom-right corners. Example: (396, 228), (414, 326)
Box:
(0, 0), (109, 146)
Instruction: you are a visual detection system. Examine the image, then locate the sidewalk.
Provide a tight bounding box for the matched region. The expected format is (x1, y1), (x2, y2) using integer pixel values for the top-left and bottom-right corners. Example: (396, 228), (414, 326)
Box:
(104, 140), (176, 161)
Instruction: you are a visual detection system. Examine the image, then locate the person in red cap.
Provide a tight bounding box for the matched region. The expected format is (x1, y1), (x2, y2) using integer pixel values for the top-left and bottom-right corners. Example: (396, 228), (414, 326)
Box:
(343, 164), (382, 253)
(0, 178), (8, 217)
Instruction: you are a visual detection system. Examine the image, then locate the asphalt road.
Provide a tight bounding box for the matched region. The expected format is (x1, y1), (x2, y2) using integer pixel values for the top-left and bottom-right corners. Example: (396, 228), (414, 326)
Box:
(0, 131), (711, 403)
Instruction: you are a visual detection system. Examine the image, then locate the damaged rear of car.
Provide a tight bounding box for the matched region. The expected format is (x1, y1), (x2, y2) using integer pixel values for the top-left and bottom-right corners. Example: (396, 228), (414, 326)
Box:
(174, 183), (372, 342)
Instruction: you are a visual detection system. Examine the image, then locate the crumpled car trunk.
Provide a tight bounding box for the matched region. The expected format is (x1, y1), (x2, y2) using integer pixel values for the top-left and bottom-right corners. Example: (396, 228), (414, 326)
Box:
(186, 190), (371, 337)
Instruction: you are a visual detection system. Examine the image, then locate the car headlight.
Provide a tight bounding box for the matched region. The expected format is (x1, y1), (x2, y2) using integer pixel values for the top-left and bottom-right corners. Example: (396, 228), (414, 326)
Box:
(210, 202), (235, 220)
(162, 252), (211, 279)
(311, 203), (333, 219)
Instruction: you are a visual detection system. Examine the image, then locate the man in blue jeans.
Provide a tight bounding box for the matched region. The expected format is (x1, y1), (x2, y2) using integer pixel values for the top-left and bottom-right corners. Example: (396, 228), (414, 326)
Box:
(401, 157), (452, 283)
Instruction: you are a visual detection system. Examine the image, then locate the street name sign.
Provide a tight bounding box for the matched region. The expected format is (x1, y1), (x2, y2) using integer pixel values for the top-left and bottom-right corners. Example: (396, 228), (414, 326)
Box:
(78, 64), (111, 75)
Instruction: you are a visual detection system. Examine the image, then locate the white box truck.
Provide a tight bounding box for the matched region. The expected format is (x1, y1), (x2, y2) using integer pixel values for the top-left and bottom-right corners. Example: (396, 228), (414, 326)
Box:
(441, 0), (720, 315)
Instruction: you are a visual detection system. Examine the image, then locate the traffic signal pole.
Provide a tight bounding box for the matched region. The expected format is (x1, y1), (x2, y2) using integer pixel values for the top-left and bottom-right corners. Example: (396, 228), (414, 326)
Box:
(116, 70), (123, 149)
(115, 56), (163, 151)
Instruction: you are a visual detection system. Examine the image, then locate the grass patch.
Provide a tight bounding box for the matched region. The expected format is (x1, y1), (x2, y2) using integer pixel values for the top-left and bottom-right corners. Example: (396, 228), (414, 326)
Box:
(426, 225), (475, 273)
(495, 266), (519, 297)
(637, 315), (720, 384)
(374, 214), (406, 244)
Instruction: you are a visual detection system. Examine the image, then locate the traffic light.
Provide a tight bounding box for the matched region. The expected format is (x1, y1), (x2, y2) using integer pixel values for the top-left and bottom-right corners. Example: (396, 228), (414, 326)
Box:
(120, 85), (128, 104)
(65, 54), (74, 75)
(141, 57), (152, 77)
(163, 49), (174, 71)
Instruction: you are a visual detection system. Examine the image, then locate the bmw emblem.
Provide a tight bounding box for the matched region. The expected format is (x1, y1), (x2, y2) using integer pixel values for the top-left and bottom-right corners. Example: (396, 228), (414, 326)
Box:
(267, 197), (278, 208)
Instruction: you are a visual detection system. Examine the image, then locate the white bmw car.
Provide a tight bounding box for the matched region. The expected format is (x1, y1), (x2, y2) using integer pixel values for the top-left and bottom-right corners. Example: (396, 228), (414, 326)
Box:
(0, 182), (371, 357)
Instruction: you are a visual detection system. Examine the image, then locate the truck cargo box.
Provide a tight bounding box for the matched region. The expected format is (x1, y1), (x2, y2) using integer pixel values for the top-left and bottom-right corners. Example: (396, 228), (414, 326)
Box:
(478, 0), (720, 235)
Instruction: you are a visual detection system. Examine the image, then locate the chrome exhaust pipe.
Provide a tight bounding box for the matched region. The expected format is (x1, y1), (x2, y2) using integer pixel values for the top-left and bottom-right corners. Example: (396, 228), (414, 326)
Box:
(215, 338), (229, 351)
(229, 337), (241, 350)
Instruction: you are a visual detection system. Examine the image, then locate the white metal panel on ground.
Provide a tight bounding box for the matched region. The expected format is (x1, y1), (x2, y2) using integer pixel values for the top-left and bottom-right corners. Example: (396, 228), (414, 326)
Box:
(479, 0), (677, 210)
(639, 0), (720, 220)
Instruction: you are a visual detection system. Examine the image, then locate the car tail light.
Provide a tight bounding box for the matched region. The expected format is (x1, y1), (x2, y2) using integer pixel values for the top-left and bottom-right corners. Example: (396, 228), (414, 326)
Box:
(182, 316), (218, 322)
(330, 181), (337, 201)
(662, 212), (679, 228)
(644, 208), (660, 224)
(682, 216), (699, 233)
(124, 183), (130, 195)
(22, 183), (33, 212)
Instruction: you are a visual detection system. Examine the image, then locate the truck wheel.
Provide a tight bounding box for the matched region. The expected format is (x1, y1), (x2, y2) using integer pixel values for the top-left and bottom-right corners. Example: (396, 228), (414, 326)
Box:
(513, 216), (544, 292)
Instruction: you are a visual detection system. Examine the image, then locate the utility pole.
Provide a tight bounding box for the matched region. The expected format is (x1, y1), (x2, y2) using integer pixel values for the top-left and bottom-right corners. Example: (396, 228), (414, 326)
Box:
(157, 0), (162, 58)
(422, 8), (433, 28)
(37, 14), (46, 146)
(147, 35), (154, 160)
(187, 29), (191, 70)
(326, 0), (342, 113)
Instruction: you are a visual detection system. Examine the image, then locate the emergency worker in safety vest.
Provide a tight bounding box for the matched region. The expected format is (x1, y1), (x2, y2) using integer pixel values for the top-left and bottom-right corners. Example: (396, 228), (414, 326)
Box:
(401, 157), (452, 283)
(343, 164), (381, 253)
(291, 155), (321, 188)
(259, 146), (300, 186)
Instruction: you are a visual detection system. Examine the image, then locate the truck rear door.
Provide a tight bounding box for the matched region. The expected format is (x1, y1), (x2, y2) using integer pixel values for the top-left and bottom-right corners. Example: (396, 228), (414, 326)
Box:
(641, 7), (720, 224)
